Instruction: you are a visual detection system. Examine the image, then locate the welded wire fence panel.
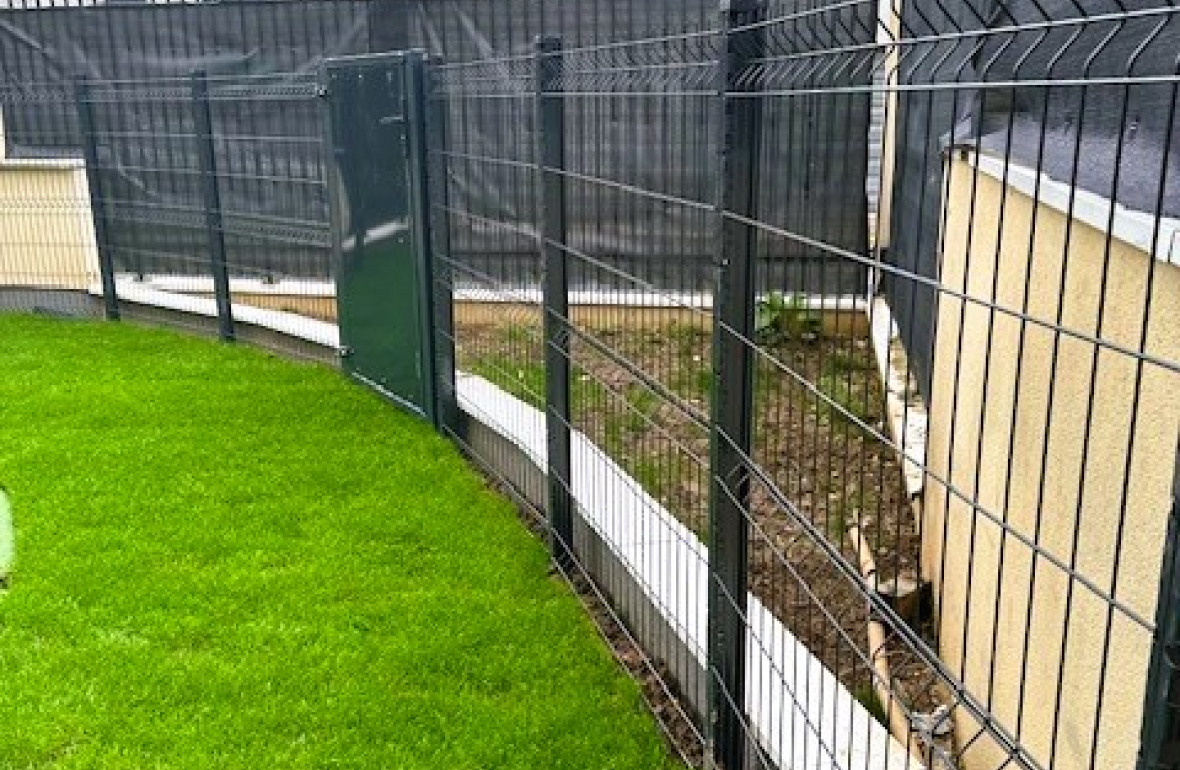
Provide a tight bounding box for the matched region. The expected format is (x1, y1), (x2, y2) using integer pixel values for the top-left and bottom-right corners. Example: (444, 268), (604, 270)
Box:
(43, 75), (337, 351)
(0, 0), (370, 157)
(409, 0), (866, 296)
(732, 4), (940, 767)
(429, 38), (720, 763)
(433, 55), (541, 299)
(400, 0), (718, 60)
(0, 2), (357, 343)
(427, 2), (1180, 770)
(885, 0), (1180, 399)
(0, 83), (102, 317)
(556, 32), (723, 765)
(81, 81), (206, 281)
(750, 0), (874, 296)
(729, 2), (1180, 769)
(559, 33), (721, 294)
(80, 76), (330, 280)
(204, 74), (335, 324)
(431, 53), (549, 439)
(882, 3), (1180, 769)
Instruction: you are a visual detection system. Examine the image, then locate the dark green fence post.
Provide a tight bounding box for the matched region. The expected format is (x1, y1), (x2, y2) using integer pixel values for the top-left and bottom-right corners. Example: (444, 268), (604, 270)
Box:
(708, 1), (766, 767)
(1138, 440), (1180, 769)
(536, 35), (573, 571)
(318, 63), (351, 367)
(425, 58), (460, 440)
(404, 50), (443, 429)
(190, 70), (234, 341)
(74, 80), (119, 320)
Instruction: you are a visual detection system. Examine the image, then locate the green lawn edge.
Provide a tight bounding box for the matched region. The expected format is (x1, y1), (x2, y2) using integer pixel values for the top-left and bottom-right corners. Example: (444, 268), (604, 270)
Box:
(0, 315), (681, 770)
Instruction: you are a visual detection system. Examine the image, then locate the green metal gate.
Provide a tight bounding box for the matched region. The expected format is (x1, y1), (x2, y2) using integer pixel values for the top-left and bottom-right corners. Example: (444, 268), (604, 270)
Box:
(324, 52), (437, 423)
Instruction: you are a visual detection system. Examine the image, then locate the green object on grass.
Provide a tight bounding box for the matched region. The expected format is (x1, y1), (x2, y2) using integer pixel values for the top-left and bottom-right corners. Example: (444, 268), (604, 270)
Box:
(0, 487), (12, 583)
(0, 316), (681, 770)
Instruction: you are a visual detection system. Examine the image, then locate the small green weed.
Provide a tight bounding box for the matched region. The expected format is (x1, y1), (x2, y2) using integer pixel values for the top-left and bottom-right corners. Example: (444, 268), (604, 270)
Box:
(623, 386), (661, 432)
(500, 323), (537, 346)
(672, 366), (714, 402)
(631, 456), (668, 501)
(755, 292), (822, 345)
(854, 684), (890, 727)
(816, 351), (877, 431)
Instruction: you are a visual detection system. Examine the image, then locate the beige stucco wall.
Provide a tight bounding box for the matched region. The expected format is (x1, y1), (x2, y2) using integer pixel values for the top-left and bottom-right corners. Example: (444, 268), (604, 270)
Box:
(923, 155), (1180, 769)
(0, 160), (99, 290)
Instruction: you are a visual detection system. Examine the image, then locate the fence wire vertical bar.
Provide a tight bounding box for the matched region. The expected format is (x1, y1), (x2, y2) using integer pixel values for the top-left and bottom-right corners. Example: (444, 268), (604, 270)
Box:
(536, 34), (573, 571)
(1138, 440), (1180, 770)
(190, 70), (233, 341)
(708, 1), (765, 767)
(74, 80), (119, 321)
(405, 50), (442, 429)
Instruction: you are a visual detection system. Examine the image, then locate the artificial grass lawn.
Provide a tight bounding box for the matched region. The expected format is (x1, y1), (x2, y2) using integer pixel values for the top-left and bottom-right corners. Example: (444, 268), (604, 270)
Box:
(0, 316), (679, 770)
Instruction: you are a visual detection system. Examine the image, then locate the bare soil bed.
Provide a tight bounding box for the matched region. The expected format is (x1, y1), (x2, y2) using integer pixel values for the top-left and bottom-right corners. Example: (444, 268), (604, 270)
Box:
(457, 317), (950, 758)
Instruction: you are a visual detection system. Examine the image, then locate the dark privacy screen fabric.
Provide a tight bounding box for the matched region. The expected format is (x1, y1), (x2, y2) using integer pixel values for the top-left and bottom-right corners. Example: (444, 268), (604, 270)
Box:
(384, 0), (873, 295)
(4, 1), (1164, 297)
(0, 2), (372, 280)
(0, 0), (871, 295)
(886, 0), (1178, 398)
(0, 1), (371, 155)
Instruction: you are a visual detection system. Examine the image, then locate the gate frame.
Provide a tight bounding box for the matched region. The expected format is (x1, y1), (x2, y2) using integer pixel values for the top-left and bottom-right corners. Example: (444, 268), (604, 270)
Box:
(403, 50), (442, 429)
(320, 50), (446, 426)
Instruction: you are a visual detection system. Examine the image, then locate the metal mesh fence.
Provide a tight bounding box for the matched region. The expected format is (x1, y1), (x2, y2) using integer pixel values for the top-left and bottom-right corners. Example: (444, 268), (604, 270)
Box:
(0, 1), (1177, 769)
(78, 74), (330, 284)
(0, 82), (101, 317)
(0, 75), (336, 359)
(0, 0), (370, 158)
(429, 3), (1180, 770)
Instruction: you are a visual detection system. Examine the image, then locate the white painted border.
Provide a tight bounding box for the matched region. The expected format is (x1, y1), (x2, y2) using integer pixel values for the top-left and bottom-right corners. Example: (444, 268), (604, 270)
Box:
(868, 298), (928, 498)
(457, 374), (918, 770)
(0, 157), (85, 170)
(127, 274), (337, 298)
(122, 274), (868, 313)
(91, 280), (340, 348)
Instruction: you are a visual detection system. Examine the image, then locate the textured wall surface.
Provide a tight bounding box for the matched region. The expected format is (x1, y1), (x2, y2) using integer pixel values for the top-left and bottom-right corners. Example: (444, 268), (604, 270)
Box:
(924, 155), (1180, 770)
(0, 158), (97, 290)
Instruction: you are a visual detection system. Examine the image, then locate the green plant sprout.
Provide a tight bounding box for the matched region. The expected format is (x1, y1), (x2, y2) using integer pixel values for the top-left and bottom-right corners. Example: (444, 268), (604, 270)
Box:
(754, 291), (822, 345)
